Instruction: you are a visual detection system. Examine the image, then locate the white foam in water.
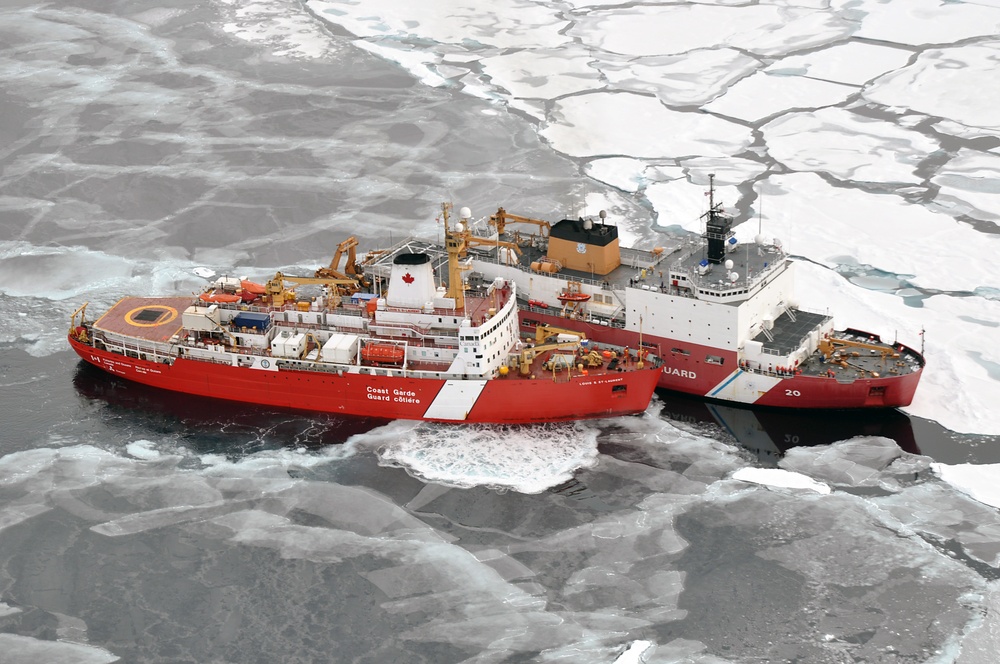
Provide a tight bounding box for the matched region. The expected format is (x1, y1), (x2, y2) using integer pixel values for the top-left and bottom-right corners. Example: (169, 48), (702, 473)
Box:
(731, 467), (832, 494)
(125, 440), (162, 460)
(372, 421), (602, 494)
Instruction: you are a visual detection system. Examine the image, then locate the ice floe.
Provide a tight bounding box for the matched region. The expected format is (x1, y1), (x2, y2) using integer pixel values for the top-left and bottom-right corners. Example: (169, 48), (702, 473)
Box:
(731, 467), (831, 494)
(932, 462), (1000, 510)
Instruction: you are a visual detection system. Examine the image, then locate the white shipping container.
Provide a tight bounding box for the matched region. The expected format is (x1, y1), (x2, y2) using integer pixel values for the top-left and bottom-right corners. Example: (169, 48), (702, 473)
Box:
(182, 305), (221, 332)
(321, 333), (359, 364)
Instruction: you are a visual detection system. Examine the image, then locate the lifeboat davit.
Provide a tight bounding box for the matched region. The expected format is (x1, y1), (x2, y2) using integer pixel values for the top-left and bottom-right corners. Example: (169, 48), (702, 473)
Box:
(362, 342), (404, 365)
(199, 291), (242, 303)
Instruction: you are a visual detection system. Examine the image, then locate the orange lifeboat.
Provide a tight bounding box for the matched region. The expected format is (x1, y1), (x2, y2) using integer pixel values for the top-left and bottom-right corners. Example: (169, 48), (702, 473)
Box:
(557, 280), (590, 304)
(557, 291), (590, 303)
(240, 280), (267, 303)
(199, 291), (242, 303)
(362, 342), (404, 365)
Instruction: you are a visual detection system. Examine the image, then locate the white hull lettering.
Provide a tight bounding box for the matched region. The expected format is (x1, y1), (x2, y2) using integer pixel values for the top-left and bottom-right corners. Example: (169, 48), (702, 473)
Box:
(663, 367), (696, 380)
(367, 385), (420, 404)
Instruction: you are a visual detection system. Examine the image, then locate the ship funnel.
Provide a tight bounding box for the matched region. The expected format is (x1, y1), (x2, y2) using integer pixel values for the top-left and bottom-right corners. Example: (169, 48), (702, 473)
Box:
(387, 253), (437, 309)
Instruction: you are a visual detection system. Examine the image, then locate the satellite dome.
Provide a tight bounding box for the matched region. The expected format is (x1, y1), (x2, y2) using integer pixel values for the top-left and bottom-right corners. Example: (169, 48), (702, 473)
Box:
(459, 206), (472, 219)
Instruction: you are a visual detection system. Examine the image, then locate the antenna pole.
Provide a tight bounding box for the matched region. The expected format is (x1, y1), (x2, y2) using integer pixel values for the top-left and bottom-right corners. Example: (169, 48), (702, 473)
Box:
(758, 188), (763, 235)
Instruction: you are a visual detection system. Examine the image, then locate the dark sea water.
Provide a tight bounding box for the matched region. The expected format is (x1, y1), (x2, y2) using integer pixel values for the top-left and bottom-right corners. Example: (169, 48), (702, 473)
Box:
(2, 1), (1000, 662)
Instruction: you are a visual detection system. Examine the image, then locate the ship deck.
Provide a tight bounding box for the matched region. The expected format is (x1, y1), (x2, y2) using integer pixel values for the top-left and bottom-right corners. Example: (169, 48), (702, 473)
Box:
(753, 309), (830, 357)
(92, 297), (192, 343)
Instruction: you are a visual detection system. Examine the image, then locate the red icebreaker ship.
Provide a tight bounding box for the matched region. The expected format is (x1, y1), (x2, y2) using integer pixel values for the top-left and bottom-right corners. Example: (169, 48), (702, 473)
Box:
(68, 204), (662, 424)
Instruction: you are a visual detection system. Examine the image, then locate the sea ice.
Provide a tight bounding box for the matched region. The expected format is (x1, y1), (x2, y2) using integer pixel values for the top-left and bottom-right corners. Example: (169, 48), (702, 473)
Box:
(571, 4), (852, 58)
(932, 149), (1000, 226)
(731, 467), (831, 494)
(0, 634), (119, 664)
(540, 92), (751, 159)
(743, 172), (996, 293)
(598, 48), (760, 106)
(762, 107), (940, 184)
(931, 462), (1000, 510)
(864, 43), (1000, 131)
(703, 70), (858, 123)
(852, 0), (1000, 46)
(765, 41), (913, 86)
(779, 436), (904, 487)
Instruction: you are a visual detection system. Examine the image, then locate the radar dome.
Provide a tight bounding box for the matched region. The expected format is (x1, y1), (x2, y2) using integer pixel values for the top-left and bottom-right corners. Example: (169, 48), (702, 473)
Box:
(725, 259), (733, 270)
(459, 206), (472, 219)
(754, 234), (765, 245)
(729, 272), (739, 283)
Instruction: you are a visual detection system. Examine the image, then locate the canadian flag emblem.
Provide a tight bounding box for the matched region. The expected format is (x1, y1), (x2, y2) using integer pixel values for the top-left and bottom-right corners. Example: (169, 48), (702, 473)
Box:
(402, 273), (414, 284)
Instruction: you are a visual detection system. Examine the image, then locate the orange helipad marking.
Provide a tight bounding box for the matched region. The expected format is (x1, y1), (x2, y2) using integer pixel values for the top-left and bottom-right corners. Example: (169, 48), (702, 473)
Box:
(124, 304), (179, 327)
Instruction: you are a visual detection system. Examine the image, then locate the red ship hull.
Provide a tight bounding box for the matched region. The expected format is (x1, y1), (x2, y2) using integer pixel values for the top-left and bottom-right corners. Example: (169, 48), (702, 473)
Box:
(520, 311), (922, 409)
(69, 336), (660, 424)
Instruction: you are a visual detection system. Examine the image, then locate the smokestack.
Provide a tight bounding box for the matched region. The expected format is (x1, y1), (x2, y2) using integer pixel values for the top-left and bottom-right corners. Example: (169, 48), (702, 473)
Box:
(386, 253), (436, 309)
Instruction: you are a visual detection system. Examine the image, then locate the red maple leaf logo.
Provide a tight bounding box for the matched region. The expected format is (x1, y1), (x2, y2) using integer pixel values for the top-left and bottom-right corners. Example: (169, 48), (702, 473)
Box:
(402, 272), (414, 284)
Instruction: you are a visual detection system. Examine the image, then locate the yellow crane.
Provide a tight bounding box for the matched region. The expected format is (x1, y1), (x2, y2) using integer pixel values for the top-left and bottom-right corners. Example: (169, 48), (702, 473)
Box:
(264, 271), (361, 307)
(818, 336), (898, 362)
(315, 236), (370, 288)
(489, 207), (552, 238)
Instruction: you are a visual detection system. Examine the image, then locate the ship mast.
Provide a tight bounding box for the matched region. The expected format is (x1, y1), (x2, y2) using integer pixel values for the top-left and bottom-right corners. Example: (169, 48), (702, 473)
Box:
(702, 173), (734, 264)
(441, 202), (467, 309)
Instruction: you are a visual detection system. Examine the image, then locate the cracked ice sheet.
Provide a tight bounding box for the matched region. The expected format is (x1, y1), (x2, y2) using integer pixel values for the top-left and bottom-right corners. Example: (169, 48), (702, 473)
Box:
(849, 0), (1000, 46)
(541, 92), (752, 159)
(1, 431), (996, 661)
(933, 148), (1000, 226)
(746, 172), (998, 293)
(794, 261), (1000, 436)
(703, 70), (858, 123)
(931, 463), (1000, 511)
(782, 437), (1000, 566)
(569, 3), (854, 58)
(587, 157), (767, 204)
(216, 0), (342, 60)
(661, 454), (985, 662)
(864, 42), (1000, 132)
(765, 41), (914, 86)
(307, 0), (567, 50)
(478, 46), (602, 106)
(598, 48), (761, 107)
(763, 107), (940, 184)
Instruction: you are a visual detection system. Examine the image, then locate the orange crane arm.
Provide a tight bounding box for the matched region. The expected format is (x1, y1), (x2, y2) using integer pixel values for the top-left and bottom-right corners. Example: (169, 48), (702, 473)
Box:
(489, 207), (552, 237)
